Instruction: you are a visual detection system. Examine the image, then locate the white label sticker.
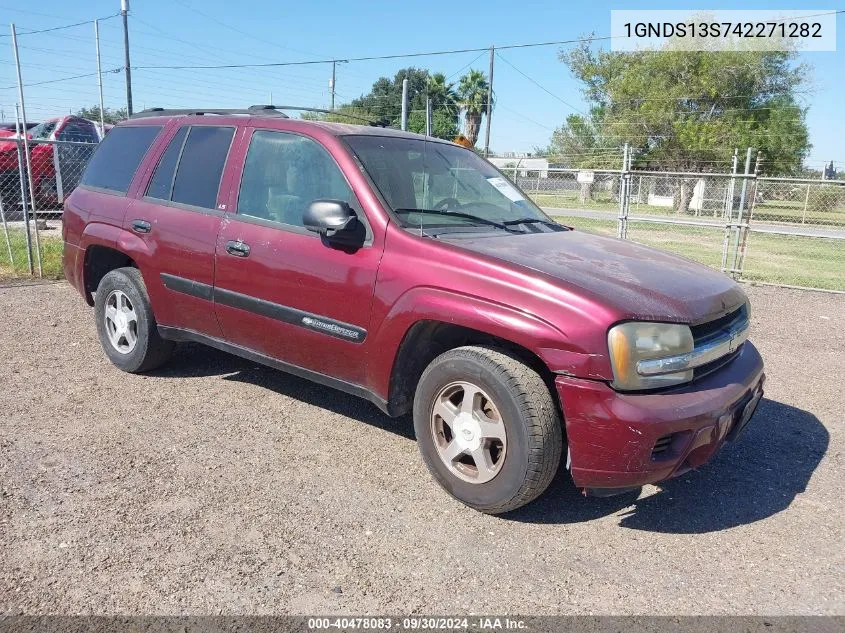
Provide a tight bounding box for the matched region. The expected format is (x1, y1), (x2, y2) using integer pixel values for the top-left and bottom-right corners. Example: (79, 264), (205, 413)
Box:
(487, 177), (525, 202)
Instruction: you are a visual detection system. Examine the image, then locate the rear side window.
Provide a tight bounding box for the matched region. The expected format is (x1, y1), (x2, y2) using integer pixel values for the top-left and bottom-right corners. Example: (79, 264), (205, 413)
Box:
(57, 120), (99, 143)
(170, 126), (234, 209)
(81, 126), (161, 193)
(146, 126), (188, 201)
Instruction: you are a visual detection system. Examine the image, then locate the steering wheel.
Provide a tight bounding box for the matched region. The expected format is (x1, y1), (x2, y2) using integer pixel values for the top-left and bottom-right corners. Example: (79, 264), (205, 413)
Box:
(433, 197), (462, 211)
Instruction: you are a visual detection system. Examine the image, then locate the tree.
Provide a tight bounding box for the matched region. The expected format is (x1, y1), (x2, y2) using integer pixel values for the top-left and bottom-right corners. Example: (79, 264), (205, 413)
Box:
(538, 111), (618, 200)
(457, 70), (490, 147)
(75, 105), (127, 125)
(300, 106), (384, 126)
(556, 39), (812, 213)
(342, 68), (460, 140)
(350, 68), (430, 129)
(426, 73), (458, 116)
(408, 108), (459, 140)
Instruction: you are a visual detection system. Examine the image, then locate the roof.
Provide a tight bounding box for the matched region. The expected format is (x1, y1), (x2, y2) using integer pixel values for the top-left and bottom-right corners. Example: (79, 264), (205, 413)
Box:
(125, 107), (458, 145)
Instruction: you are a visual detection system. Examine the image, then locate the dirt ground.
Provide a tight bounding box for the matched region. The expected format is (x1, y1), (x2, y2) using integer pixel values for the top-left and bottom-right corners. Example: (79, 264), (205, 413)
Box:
(1, 282), (843, 615)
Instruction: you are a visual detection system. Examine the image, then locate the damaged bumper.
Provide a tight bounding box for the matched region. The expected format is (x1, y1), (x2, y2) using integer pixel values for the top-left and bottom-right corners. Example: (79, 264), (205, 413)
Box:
(556, 341), (765, 490)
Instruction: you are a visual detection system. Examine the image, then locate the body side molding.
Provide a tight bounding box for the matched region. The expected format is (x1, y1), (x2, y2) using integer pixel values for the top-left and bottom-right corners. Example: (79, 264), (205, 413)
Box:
(159, 273), (367, 342)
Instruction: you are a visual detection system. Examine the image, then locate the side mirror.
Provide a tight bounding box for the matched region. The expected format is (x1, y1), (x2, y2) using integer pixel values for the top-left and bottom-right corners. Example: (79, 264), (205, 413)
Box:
(303, 200), (358, 237)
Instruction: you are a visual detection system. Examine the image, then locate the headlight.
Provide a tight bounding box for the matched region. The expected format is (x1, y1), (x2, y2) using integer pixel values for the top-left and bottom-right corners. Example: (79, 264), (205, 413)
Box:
(607, 322), (694, 391)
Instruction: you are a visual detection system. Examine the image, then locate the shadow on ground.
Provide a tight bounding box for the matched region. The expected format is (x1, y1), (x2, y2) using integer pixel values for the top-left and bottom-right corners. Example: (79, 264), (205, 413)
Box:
(150, 344), (828, 533)
(502, 398), (828, 533)
(149, 342), (415, 440)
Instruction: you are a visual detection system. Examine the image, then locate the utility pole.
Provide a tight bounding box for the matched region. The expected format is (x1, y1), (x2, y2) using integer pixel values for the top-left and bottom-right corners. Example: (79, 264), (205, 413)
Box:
(484, 46), (494, 157)
(425, 97), (432, 136)
(121, 0), (133, 116)
(330, 61), (336, 110)
(400, 76), (409, 131)
(94, 19), (106, 136)
(11, 25), (42, 277)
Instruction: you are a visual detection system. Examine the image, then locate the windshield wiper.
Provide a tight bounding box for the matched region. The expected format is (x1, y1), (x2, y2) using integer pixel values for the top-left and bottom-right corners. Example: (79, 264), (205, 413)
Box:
(501, 217), (562, 228)
(394, 208), (522, 232)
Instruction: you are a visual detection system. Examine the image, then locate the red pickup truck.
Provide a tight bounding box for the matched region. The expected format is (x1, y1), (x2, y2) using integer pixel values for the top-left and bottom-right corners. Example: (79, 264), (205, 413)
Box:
(62, 107), (764, 514)
(0, 116), (100, 215)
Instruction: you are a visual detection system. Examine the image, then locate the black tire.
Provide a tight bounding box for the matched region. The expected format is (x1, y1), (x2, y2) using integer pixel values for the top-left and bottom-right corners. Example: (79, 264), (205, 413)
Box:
(94, 267), (174, 373)
(413, 345), (563, 514)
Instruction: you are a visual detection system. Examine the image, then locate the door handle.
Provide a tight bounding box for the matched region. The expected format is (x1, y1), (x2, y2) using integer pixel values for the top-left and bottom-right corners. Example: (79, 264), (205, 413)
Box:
(225, 240), (251, 257)
(131, 219), (151, 234)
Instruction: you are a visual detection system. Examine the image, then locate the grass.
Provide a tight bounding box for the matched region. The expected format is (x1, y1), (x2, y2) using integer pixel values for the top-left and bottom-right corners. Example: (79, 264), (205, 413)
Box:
(551, 212), (845, 292)
(0, 228), (64, 280)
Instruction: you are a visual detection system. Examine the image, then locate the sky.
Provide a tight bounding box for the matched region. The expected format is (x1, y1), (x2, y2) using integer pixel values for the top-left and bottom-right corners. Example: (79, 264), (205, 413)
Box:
(0, 1), (842, 170)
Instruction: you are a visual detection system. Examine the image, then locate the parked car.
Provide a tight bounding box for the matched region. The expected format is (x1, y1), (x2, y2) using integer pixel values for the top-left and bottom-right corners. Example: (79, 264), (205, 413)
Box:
(0, 115), (100, 216)
(62, 107), (765, 514)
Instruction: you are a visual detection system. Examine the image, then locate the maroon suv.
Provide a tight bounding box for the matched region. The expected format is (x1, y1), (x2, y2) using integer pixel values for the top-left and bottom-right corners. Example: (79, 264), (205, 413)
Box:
(62, 107), (765, 514)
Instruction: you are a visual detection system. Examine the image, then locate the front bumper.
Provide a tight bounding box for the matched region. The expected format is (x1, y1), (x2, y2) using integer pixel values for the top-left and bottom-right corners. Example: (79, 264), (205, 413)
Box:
(556, 342), (765, 490)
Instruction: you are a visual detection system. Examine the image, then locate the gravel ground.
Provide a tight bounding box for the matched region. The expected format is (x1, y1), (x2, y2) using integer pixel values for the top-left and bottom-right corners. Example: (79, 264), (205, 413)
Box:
(1, 282), (843, 615)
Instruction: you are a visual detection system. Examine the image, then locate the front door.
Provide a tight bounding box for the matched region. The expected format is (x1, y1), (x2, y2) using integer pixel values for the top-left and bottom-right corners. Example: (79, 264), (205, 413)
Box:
(213, 128), (382, 386)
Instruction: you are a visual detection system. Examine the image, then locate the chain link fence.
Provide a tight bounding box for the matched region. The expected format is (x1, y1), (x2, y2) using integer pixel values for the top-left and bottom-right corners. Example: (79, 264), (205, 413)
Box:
(0, 138), (97, 279)
(525, 163), (845, 292)
(1, 142), (843, 292)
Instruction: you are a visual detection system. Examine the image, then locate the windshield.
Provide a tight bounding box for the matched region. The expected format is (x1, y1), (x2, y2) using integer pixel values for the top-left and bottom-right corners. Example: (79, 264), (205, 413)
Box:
(345, 135), (555, 232)
(28, 121), (57, 140)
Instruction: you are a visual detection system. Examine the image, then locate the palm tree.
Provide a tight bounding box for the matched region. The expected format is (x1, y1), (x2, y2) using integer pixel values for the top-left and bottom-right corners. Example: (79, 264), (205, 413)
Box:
(426, 73), (458, 115)
(457, 70), (490, 147)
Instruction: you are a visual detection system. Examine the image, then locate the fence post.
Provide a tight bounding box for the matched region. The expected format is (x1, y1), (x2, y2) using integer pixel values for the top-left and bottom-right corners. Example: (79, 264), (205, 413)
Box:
(734, 151), (762, 278)
(11, 27), (42, 277)
(0, 197), (14, 272)
(802, 183), (810, 224)
(617, 143), (629, 239)
(730, 148), (753, 276)
(14, 109), (33, 274)
(721, 149), (739, 273)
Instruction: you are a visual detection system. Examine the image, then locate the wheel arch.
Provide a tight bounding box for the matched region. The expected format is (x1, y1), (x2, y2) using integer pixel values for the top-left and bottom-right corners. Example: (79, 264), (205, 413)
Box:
(385, 319), (559, 418)
(82, 244), (138, 305)
(79, 224), (152, 305)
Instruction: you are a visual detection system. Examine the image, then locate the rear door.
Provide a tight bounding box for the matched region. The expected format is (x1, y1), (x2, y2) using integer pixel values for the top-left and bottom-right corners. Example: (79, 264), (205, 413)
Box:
(212, 127), (382, 386)
(125, 122), (236, 337)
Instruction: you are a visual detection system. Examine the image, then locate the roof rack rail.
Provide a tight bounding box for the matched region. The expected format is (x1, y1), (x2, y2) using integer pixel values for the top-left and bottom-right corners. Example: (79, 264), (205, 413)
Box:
(252, 105), (387, 127)
(130, 105), (388, 127)
(130, 107), (289, 119)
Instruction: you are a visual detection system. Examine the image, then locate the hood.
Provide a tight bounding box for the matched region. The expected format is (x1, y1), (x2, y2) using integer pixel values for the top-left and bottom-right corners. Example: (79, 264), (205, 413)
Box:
(440, 229), (746, 325)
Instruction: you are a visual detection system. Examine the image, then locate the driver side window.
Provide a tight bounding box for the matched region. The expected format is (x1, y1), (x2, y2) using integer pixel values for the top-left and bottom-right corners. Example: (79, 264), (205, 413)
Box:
(237, 130), (358, 229)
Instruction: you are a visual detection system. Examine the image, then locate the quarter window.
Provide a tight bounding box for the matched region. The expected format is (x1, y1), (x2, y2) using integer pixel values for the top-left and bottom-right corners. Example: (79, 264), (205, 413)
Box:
(170, 126), (234, 209)
(80, 125), (162, 193)
(237, 130), (356, 227)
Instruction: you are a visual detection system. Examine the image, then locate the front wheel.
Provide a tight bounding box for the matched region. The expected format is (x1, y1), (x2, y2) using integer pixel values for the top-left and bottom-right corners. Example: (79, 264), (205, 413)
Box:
(413, 346), (563, 514)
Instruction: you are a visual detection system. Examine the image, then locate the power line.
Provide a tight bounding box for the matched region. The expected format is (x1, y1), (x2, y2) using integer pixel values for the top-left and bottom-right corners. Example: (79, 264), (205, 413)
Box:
(495, 51), (586, 115)
(131, 34), (621, 71)
(0, 13), (120, 37)
(0, 68), (121, 91)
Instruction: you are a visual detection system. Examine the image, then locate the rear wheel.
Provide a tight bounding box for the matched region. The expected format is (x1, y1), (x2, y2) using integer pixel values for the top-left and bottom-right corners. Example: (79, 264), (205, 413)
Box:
(94, 267), (174, 373)
(413, 346), (563, 514)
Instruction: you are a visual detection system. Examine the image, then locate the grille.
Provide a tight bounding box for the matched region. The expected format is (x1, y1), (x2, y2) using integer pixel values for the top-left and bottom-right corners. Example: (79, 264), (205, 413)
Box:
(691, 303), (748, 346)
(693, 348), (742, 380)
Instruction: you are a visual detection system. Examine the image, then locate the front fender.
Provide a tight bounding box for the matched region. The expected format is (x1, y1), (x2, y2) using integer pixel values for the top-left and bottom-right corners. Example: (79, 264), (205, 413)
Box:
(366, 286), (610, 400)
